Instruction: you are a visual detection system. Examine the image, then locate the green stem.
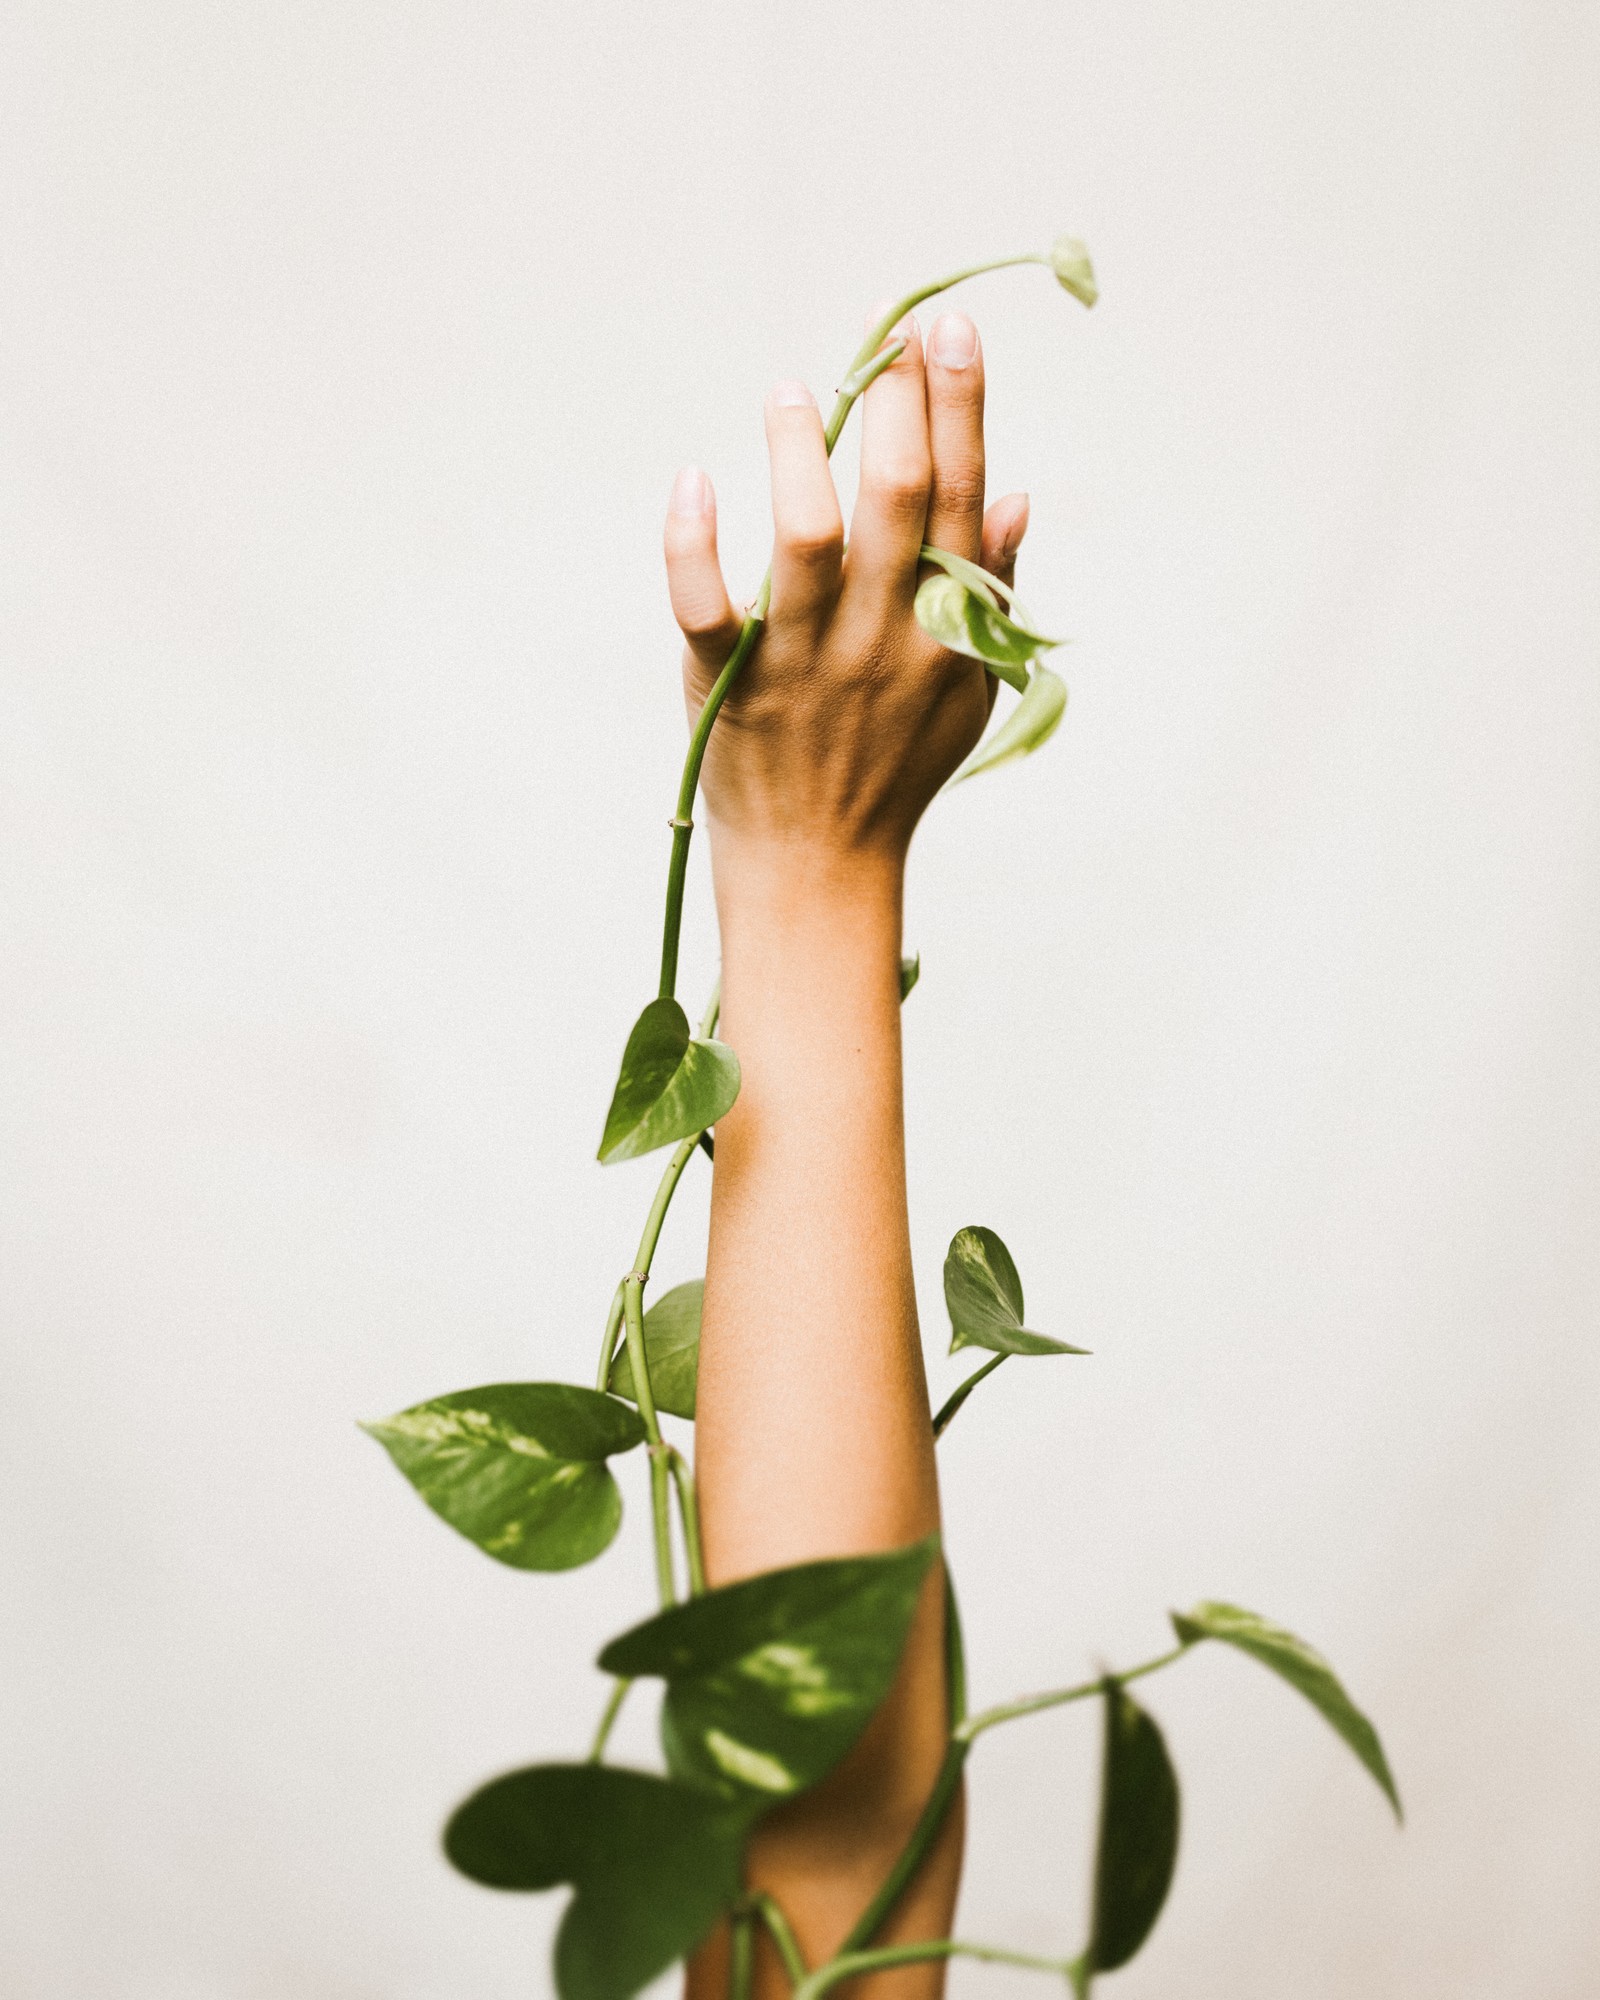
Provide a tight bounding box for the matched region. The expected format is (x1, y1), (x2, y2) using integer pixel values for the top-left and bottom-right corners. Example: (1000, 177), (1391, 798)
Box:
(728, 1907), (755, 2000)
(595, 1282), (626, 1392)
(587, 1676), (631, 1763)
(932, 1353), (1007, 1438)
(794, 1938), (1076, 2000)
(660, 604), (768, 1000)
(667, 1445), (706, 1595)
(655, 252), (1051, 1003)
(752, 1894), (808, 1986)
(838, 1737), (970, 1957)
(841, 1643), (1193, 1956)
(957, 1645), (1191, 1743)
(597, 984), (723, 1392)
(621, 1276), (676, 1604)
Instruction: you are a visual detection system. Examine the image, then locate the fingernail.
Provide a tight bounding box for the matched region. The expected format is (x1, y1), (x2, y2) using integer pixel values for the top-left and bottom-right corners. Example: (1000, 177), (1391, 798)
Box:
(670, 465), (712, 517)
(1000, 494), (1030, 559)
(771, 379), (817, 409)
(930, 313), (978, 369)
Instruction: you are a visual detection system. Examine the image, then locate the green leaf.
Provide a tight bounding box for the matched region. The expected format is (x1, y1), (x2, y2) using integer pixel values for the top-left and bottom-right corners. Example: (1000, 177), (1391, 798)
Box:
(598, 1537), (939, 1808)
(914, 573), (1060, 694)
(599, 997), (741, 1164)
(899, 954), (921, 1000)
(362, 1383), (645, 1571)
(944, 1226), (1087, 1359)
(918, 544), (1051, 637)
(1169, 1601), (1401, 1818)
(951, 665), (1068, 784)
(609, 1279), (702, 1420)
(444, 1763), (743, 2000)
(1086, 1681), (1180, 1976)
(1049, 234), (1099, 308)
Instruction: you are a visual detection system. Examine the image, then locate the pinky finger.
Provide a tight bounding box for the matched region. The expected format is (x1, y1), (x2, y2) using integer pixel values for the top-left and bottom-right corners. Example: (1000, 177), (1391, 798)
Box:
(664, 466), (743, 668)
(980, 490), (1030, 592)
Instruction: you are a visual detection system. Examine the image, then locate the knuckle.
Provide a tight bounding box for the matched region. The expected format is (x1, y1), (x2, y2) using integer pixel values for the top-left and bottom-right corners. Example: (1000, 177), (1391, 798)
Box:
(780, 514), (844, 565)
(673, 590), (731, 640)
(863, 455), (932, 516)
(931, 462), (986, 512)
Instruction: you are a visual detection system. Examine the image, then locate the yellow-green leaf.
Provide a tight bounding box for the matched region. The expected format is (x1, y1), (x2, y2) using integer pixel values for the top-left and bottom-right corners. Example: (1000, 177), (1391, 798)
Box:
(1169, 1601), (1401, 1818)
(598, 1538), (939, 1809)
(599, 997), (740, 1164)
(362, 1383), (645, 1571)
(951, 666), (1068, 784)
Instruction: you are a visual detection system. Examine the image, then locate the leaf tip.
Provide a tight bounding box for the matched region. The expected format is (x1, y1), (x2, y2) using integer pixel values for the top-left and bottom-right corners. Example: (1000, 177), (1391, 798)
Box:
(1049, 234), (1099, 308)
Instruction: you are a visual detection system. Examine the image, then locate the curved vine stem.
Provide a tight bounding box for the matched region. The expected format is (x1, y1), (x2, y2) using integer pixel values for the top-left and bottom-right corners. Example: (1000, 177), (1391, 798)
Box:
(932, 1352), (1007, 1438)
(587, 1676), (631, 1763)
(840, 1643), (1192, 1958)
(655, 252), (1052, 1003)
(666, 1445), (706, 1596)
(794, 1938), (1079, 2000)
(596, 984), (722, 1606)
(752, 1894), (808, 1985)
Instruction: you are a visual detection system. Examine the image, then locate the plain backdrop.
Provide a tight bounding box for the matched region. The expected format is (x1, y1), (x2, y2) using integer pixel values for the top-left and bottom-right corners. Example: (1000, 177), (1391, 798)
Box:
(3, 2), (1597, 1995)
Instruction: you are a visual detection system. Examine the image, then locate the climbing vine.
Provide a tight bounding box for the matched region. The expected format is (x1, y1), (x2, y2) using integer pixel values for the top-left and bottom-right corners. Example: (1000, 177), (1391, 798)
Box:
(365, 236), (1399, 2000)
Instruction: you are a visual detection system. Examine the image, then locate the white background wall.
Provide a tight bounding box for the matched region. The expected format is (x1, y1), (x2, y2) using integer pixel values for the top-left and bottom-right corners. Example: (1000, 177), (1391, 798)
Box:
(3, 2), (1597, 1994)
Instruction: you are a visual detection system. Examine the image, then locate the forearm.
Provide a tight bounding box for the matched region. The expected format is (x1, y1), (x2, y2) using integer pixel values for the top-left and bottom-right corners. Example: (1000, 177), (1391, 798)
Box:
(697, 846), (937, 1570)
(691, 842), (959, 1988)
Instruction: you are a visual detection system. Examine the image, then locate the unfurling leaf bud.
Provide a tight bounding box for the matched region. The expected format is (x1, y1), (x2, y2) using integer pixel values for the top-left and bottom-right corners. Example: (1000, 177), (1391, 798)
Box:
(1049, 235), (1098, 307)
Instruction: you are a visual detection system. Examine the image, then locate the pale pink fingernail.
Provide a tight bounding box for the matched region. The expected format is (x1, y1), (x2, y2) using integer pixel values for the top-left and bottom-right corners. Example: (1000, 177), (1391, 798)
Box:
(1000, 494), (1030, 559)
(771, 379), (817, 409)
(930, 313), (978, 369)
(670, 465), (712, 517)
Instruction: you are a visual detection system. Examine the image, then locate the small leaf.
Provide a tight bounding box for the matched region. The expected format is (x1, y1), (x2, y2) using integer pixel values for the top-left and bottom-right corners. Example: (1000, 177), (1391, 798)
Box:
(951, 665), (1068, 784)
(899, 954), (921, 1000)
(363, 1383), (645, 1571)
(599, 998), (741, 1164)
(1087, 1681), (1180, 1975)
(598, 1537), (939, 1809)
(918, 544), (1052, 638)
(944, 1226), (1087, 1358)
(1050, 234), (1099, 308)
(1169, 1601), (1401, 1818)
(914, 574), (1059, 694)
(444, 1762), (744, 2000)
(609, 1279), (702, 1420)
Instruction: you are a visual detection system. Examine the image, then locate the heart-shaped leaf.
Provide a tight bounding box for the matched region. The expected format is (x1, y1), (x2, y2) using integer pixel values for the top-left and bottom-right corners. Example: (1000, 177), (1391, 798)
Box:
(1169, 1601), (1401, 1818)
(608, 1279), (702, 1420)
(362, 1383), (645, 1571)
(599, 998), (741, 1164)
(1086, 1681), (1180, 1977)
(598, 1536), (939, 1808)
(944, 1226), (1087, 1358)
(914, 573), (1058, 694)
(1049, 234), (1099, 308)
(952, 665), (1068, 784)
(444, 1762), (744, 2000)
(899, 953), (921, 1000)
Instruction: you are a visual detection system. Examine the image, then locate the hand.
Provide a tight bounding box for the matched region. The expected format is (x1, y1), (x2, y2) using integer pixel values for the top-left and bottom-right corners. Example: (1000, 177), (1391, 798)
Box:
(662, 310), (1029, 883)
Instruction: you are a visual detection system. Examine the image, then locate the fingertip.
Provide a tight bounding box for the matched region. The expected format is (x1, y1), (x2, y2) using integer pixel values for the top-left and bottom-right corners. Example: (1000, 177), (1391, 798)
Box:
(668, 464), (715, 525)
(984, 492), (1029, 558)
(928, 311), (979, 373)
(768, 379), (817, 412)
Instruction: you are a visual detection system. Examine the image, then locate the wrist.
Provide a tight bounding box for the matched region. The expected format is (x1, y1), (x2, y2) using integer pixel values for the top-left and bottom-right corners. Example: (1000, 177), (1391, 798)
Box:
(710, 834), (905, 960)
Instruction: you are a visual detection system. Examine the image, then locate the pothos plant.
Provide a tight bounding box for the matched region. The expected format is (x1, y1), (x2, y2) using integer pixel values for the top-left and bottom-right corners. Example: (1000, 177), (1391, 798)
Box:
(365, 238), (1400, 2000)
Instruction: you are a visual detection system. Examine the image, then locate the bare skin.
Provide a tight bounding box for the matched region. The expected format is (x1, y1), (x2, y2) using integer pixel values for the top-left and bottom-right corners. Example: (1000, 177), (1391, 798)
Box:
(663, 308), (1029, 2000)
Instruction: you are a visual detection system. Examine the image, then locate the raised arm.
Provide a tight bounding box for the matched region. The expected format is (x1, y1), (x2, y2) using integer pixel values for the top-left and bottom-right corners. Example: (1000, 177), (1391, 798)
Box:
(662, 311), (1029, 1997)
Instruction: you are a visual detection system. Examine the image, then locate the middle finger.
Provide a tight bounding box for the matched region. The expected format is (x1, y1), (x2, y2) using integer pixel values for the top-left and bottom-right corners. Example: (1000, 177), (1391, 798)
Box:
(848, 315), (932, 600)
